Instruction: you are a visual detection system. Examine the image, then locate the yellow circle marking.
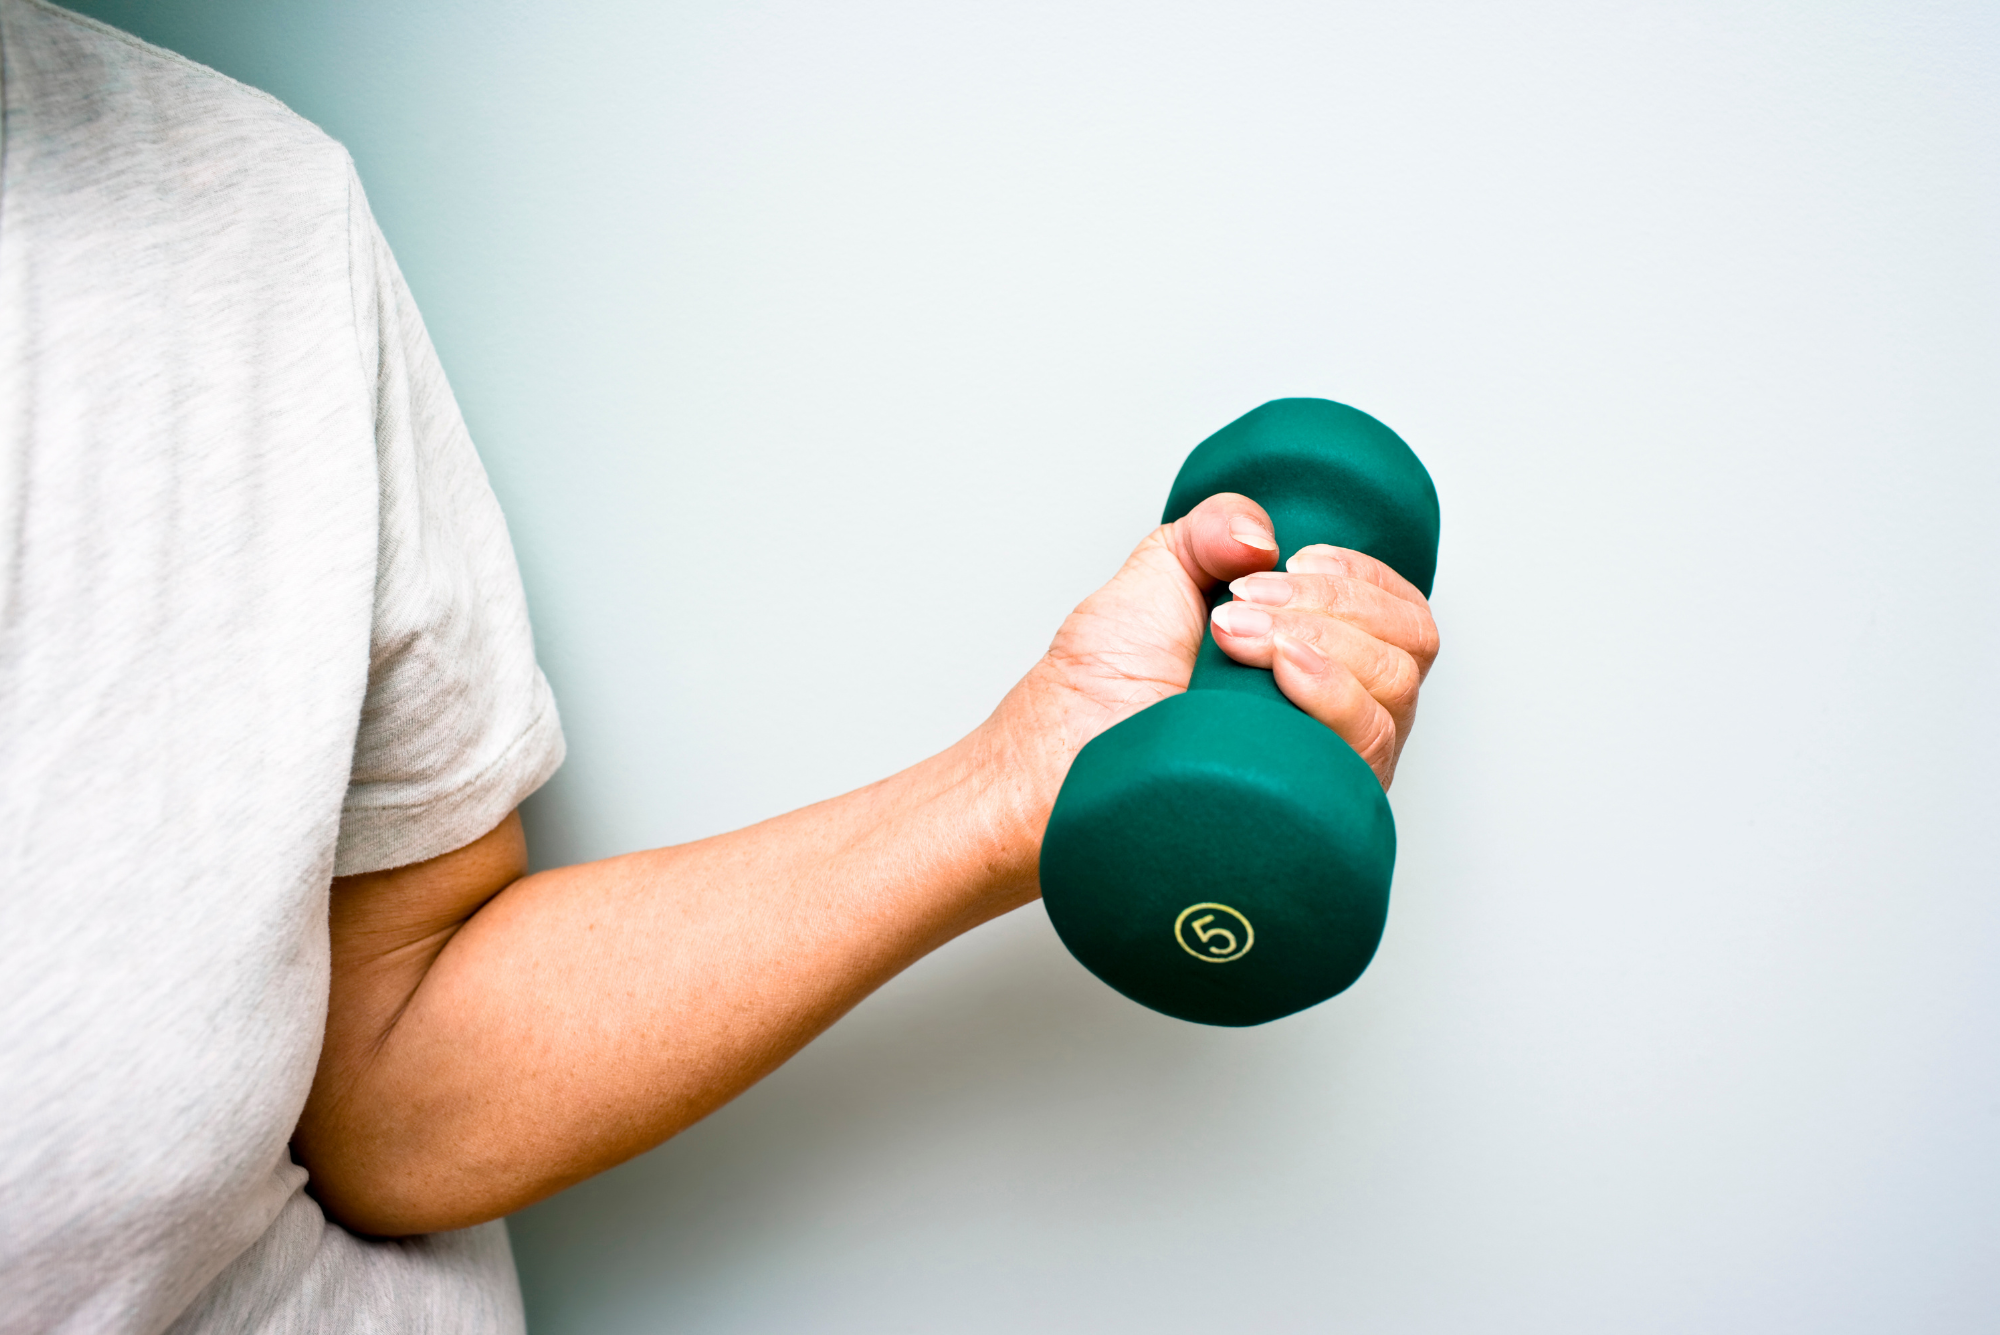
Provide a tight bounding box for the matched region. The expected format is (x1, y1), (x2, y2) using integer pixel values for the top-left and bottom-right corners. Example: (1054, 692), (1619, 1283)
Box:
(1174, 902), (1254, 963)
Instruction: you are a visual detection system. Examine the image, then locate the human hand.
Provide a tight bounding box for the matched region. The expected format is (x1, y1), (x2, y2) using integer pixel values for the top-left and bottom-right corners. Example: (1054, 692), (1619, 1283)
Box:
(299, 502), (1439, 1238)
(1207, 539), (1440, 788)
(991, 493), (1440, 824)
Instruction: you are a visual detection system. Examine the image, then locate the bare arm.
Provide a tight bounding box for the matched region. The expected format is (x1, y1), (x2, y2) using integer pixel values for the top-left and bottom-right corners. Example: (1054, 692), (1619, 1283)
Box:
(292, 495), (1439, 1237)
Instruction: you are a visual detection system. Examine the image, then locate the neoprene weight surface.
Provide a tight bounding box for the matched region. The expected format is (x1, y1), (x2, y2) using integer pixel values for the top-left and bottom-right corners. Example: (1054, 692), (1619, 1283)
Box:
(1041, 399), (1440, 1026)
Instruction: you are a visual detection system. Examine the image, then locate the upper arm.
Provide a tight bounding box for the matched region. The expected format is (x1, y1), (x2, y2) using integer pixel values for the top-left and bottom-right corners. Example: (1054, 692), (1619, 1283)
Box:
(301, 170), (564, 1232)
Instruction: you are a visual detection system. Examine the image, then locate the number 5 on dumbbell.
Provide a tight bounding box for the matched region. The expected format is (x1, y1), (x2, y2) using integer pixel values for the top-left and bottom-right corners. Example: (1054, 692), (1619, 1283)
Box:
(1041, 399), (1440, 1027)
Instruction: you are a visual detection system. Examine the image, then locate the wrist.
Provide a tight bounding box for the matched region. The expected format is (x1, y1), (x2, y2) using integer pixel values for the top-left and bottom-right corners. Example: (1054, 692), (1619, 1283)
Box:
(954, 658), (1097, 903)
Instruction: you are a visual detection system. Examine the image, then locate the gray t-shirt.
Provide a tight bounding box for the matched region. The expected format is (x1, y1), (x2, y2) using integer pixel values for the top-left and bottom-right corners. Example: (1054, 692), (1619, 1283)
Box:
(0, 2), (566, 1330)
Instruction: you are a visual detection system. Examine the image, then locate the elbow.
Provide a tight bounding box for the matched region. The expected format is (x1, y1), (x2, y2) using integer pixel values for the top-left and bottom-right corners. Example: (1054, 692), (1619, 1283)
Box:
(291, 1119), (512, 1239)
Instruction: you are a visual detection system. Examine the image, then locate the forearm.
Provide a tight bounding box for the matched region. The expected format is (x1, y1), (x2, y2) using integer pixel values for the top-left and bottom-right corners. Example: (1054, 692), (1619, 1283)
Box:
(294, 498), (1437, 1238)
(298, 715), (1050, 1237)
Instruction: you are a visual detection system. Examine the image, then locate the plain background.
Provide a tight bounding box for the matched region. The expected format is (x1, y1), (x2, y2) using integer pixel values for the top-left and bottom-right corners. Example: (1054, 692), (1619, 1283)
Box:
(60, 2), (1999, 1331)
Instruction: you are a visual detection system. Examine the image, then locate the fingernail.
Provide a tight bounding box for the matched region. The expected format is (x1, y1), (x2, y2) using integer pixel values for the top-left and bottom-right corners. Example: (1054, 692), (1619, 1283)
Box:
(1286, 544), (1341, 573)
(1229, 573), (1293, 607)
(1212, 602), (1273, 638)
(1276, 633), (1324, 674)
(1229, 521), (1278, 552)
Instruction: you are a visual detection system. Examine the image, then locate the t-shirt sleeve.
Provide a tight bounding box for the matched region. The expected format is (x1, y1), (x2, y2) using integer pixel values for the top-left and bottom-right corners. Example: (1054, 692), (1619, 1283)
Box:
(332, 163), (565, 877)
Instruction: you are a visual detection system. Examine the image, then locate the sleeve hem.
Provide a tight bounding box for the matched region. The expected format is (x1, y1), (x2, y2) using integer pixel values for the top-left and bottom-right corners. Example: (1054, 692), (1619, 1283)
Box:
(332, 686), (566, 877)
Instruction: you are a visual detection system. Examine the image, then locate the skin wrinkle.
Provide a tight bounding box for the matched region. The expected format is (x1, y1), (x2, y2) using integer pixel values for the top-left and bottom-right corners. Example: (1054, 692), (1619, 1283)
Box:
(292, 493), (1440, 1237)
(1211, 542), (1438, 788)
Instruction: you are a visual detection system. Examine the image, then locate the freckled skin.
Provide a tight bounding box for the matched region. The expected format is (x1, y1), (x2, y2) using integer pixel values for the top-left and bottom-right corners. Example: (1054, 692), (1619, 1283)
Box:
(294, 492), (1438, 1238)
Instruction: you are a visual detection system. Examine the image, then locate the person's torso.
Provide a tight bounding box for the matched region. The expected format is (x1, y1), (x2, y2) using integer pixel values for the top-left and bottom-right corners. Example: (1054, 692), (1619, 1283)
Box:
(0, 3), (378, 1329)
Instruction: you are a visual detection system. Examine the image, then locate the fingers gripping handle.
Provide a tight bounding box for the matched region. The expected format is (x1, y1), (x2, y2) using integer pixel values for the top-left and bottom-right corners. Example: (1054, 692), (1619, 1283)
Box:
(1040, 398), (1441, 1027)
(1169, 399), (1439, 703)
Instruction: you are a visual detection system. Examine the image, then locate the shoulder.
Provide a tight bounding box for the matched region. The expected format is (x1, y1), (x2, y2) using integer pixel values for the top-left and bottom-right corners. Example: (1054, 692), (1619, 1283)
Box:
(3, 0), (354, 225)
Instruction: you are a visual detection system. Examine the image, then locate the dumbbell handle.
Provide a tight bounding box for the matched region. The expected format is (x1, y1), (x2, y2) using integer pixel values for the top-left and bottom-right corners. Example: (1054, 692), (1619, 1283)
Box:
(1167, 398), (1438, 702)
(1038, 397), (1438, 1027)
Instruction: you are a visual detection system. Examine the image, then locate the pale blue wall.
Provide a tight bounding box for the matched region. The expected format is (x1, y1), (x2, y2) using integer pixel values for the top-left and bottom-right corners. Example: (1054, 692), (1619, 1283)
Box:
(60, 3), (2000, 1331)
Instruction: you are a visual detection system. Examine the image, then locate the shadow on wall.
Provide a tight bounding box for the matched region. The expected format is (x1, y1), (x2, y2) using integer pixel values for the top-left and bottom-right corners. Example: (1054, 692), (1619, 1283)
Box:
(506, 898), (1356, 1328)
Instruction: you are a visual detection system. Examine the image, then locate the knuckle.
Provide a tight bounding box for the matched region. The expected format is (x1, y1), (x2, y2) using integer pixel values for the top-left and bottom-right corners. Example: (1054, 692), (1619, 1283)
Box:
(1291, 573), (1358, 618)
(1409, 610), (1441, 666)
(1134, 521), (1178, 562)
(1376, 649), (1423, 713)
(1352, 706), (1399, 772)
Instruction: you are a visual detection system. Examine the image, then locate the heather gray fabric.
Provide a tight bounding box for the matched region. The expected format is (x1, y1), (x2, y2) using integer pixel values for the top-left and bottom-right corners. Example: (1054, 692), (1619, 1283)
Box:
(0, 2), (564, 1331)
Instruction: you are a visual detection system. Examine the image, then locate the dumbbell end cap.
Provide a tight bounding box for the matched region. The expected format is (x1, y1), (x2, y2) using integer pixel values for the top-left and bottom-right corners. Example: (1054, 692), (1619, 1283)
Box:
(1040, 690), (1396, 1027)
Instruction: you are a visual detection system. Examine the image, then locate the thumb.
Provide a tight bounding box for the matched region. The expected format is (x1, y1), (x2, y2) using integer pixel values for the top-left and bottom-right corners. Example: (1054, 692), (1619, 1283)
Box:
(1161, 492), (1280, 591)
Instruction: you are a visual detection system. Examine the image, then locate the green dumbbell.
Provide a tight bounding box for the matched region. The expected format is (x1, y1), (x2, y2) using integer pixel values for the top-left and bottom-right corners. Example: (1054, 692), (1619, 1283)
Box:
(1040, 398), (1439, 1026)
